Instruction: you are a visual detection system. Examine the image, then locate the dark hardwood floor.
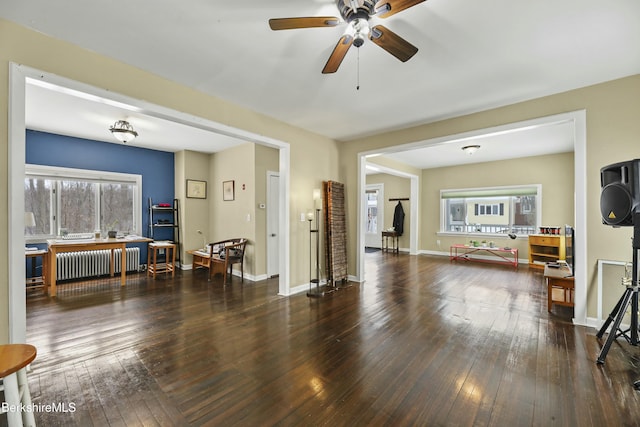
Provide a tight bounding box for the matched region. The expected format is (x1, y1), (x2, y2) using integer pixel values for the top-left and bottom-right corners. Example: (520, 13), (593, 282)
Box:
(11, 253), (640, 426)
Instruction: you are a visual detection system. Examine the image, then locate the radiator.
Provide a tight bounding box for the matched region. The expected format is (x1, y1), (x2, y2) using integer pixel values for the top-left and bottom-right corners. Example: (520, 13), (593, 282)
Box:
(56, 248), (140, 281)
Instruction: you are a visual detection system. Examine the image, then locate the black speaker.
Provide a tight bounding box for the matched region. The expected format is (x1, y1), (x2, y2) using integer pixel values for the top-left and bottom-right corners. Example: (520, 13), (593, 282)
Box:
(600, 160), (640, 226)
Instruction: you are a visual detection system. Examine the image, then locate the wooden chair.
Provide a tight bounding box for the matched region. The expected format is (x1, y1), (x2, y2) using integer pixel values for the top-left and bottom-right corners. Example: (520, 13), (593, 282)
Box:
(208, 238), (248, 283)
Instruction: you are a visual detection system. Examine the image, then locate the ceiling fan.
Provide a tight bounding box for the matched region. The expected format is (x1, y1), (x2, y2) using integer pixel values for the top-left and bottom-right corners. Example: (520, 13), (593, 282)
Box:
(269, 0), (425, 74)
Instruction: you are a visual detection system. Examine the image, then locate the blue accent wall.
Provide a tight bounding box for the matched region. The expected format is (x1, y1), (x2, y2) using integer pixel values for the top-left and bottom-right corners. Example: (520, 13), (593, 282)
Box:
(26, 130), (175, 274)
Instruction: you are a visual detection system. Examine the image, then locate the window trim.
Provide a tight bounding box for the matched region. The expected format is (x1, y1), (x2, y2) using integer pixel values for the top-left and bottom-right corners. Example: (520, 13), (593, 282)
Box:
(25, 164), (143, 242)
(439, 184), (542, 237)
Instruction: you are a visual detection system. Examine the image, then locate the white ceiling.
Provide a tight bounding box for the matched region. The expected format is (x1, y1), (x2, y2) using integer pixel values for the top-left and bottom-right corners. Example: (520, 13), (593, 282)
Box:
(3, 0), (640, 163)
(25, 81), (244, 154)
(380, 120), (575, 169)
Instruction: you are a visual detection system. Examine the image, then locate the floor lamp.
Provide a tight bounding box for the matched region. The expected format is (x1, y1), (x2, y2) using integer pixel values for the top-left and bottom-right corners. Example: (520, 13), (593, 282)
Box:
(307, 190), (331, 297)
(307, 209), (322, 297)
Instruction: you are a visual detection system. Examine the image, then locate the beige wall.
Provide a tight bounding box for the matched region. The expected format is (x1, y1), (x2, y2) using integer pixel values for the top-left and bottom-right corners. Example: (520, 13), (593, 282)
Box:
(422, 153), (575, 256)
(365, 173), (413, 250)
(0, 19), (340, 342)
(289, 141), (341, 286)
(209, 143), (256, 275)
(180, 144), (278, 279)
(340, 74), (640, 320)
(177, 150), (211, 262)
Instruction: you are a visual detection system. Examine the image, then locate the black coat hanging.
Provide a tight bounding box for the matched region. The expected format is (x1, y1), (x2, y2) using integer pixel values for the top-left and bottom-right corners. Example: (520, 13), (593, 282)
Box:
(393, 201), (405, 236)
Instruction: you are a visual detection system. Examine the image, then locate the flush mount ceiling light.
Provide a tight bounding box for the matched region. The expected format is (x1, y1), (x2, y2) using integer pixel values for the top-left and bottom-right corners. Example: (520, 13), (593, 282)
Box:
(109, 120), (138, 143)
(462, 144), (481, 155)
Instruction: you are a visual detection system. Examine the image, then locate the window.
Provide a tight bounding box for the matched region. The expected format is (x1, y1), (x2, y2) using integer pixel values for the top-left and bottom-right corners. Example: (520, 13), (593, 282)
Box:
(366, 189), (379, 234)
(440, 185), (541, 235)
(477, 203), (503, 216)
(25, 165), (142, 241)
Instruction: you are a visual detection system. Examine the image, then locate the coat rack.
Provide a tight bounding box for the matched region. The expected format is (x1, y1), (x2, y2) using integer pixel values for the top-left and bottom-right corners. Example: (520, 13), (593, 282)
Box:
(389, 197), (410, 201)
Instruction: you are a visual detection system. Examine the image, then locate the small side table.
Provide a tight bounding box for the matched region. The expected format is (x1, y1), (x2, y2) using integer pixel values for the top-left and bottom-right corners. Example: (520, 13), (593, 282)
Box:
(25, 249), (48, 293)
(544, 264), (574, 312)
(381, 230), (399, 254)
(188, 249), (211, 271)
(147, 241), (176, 278)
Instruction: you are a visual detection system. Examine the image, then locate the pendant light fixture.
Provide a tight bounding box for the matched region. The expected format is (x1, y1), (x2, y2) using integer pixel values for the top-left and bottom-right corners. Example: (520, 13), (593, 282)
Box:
(109, 120), (138, 143)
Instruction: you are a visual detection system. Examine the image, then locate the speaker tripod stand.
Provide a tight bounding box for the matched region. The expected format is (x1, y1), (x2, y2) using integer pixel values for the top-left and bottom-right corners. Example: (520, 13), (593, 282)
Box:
(596, 232), (640, 364)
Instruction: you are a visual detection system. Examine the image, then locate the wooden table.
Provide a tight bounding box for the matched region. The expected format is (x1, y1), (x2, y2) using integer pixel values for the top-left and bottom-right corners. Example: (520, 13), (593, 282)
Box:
(449, 244), (519, 269)
(382, 230), (399, 254)
(47, 236), (152, 297)
(544, 263), (574, 312)
(188, 249), (226, 277)
(188, 249), (212, 270)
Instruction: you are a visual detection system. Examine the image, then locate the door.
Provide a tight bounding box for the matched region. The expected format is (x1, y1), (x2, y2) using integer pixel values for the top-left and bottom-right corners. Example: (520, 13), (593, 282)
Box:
(267, 172), (280, 277)
(365, 184), (384, 248)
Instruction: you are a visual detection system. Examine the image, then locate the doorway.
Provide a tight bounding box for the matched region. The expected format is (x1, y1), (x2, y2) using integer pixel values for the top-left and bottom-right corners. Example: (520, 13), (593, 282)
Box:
(9, 64), (293, 343)
(364, 184), (384, 248)
(355, 111), (587, 325)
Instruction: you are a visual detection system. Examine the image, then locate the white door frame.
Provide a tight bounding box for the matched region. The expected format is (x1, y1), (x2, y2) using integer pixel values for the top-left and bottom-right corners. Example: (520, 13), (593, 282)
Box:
(355, 110), (587, 325)
(8, 63), (293, 342)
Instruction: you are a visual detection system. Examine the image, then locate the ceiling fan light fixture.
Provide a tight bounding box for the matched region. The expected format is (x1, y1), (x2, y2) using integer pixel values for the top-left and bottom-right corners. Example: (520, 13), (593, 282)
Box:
(348, 17), (370, 47)
(109, 120), (138, 143)
(270, 0), (424, 73)
(462, 144), (481, 155)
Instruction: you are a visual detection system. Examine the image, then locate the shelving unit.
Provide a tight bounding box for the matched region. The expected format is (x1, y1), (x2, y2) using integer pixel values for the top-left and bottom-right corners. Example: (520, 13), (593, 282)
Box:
(148, 198), (180, 264)
(528, 234), (565, 269)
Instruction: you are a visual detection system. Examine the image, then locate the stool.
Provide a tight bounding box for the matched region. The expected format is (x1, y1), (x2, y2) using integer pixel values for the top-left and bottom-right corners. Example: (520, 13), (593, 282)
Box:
(0, 344), (37, 426)
(147, 242), (176, 278)
(25, 250), (48, 294)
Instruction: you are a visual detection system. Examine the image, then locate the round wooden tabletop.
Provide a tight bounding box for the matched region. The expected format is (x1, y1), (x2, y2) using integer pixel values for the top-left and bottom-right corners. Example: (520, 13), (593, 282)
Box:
(0, 344), (37, 378)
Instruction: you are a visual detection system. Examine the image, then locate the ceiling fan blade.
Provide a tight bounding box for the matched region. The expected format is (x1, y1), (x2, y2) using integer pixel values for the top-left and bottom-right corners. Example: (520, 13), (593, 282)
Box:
(322, 35), (354, 74)
(375, 0), (426, 18)
(269, 17), (340, 31)
(370, 25), (418, 62)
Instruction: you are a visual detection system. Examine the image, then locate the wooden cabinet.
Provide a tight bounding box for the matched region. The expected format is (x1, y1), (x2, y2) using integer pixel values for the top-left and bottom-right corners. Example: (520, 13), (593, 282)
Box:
(528, 234), (565, 269)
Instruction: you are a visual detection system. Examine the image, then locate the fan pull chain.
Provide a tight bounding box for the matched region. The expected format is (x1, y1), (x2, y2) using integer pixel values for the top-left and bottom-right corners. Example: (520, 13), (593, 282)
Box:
(356, 48), (360, 91)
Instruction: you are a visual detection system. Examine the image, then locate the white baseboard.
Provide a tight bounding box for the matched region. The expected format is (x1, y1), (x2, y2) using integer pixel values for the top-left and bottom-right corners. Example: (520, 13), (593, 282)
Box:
(179, 263), (266, 282)
(289, 283), (309, 295)
(419, 249), (448, 256)
(583, 317), (600, 329)
(289, 279), (331, 296)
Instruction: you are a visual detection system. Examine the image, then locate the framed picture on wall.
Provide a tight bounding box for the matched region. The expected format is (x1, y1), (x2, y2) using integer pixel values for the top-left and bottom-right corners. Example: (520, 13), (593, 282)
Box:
(223, 180), (235, 201)
(186, 179), (207, 199)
